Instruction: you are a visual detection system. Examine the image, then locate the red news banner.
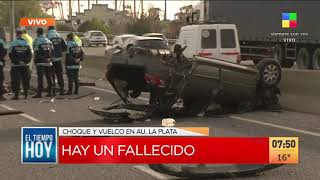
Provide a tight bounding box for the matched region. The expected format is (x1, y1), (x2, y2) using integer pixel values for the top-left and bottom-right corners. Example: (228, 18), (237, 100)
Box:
(59, 137), (268, 164)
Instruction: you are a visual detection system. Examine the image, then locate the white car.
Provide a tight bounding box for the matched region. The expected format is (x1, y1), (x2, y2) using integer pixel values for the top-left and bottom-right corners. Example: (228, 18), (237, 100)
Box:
(81, 30), (107, 47)
(105, 34), (136, 58)
(142, 33), (169, 46)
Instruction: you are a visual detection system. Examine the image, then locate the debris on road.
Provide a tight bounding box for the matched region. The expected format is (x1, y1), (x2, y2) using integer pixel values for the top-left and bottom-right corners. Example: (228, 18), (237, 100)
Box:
(0, 109), (24, 116)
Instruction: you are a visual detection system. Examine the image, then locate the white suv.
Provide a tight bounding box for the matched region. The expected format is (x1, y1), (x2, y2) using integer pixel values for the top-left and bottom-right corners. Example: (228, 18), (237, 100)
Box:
(81, 30), (107, 47)
(176, 24), (241, 64)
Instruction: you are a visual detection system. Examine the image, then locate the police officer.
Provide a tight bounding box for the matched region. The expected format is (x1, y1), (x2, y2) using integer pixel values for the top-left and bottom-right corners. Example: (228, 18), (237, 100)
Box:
(47, 26), (67, 96)
(8, 28), (32, 100)
(0, 27), (7, 100)
(33, 27), (54, 98)
(66, 33), (84, 95)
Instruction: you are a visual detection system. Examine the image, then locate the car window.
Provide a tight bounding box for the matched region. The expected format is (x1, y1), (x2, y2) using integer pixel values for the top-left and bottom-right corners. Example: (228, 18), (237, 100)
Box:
(136, 39), (169, 49)
(90, 32), (104, 36)
(201, 29), (216, 49)
(221, 29), (236, 48)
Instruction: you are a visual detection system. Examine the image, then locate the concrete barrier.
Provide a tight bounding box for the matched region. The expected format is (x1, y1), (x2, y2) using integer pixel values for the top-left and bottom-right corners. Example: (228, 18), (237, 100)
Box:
(81, 55), (320, 114)
(279, 69), (320, 114)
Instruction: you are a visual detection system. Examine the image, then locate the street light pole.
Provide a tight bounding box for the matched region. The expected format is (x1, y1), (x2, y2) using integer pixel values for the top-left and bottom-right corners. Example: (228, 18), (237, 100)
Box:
(10, 0), (15, 41)
(164, 0), (167, 21)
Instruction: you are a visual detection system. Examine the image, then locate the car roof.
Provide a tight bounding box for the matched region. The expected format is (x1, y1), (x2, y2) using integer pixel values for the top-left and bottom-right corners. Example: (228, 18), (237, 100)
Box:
(116, 34), (136, 38)
(133, 36), (163, 41)
(142, 33), (164, 36)
(88, 30), (104, 33)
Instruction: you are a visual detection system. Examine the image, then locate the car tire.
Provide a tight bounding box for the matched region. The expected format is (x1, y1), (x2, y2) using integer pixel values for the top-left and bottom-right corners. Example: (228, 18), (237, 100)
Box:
(256, 58), (282, 88)
(103, 43), (106, 47)
(312, 48), (320, 69)
(296, 48), (310, 69)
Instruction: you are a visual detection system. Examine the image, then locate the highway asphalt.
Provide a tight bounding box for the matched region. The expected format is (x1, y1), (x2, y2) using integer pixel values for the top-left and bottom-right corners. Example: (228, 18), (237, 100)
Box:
(0, 55), (319, 180)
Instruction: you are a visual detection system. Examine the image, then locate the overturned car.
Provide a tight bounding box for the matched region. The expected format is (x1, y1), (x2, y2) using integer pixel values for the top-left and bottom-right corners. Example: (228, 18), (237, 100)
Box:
(89, 36), (281, 119)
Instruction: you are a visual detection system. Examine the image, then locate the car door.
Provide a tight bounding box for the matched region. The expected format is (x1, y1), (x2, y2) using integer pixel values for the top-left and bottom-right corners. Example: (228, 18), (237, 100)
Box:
(217, 25), (241, 64)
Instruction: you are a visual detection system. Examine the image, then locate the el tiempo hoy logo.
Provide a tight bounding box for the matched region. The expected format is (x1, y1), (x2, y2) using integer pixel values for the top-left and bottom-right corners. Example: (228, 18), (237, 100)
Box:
(21, 127), (57, 164)
(282, 12), (297, 28)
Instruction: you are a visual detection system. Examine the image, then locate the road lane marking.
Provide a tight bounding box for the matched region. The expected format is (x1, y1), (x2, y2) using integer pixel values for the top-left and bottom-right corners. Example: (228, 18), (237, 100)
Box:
(230, 115), (320, 137)
(134, 165), (169, 180)
(0, 104), (42, 123)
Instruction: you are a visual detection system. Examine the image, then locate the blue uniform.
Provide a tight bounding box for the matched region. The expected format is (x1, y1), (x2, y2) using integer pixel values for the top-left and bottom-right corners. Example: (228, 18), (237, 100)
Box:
(46, 29), (66, 60)
(65, 40), (84, 95)
(0, 38), (7, 97)
(0, 38), (6, 66)
(33, 35), (55, 97)
(47, 29), (67, 95)
(8, 37), (32, 98)
(9, 37), (32, 67)
(33, 35), (54, 66)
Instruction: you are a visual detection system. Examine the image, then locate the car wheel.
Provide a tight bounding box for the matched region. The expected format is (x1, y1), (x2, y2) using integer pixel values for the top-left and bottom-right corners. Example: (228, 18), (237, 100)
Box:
(103, 43), (106, 47)
(256, 58), (281, 87)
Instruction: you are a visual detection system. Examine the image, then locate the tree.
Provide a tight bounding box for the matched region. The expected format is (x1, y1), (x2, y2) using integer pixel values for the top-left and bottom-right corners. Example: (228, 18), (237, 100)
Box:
(78, 18), (112, 35)
(0, 0), (51, 27)
(56, 23), (74, 32)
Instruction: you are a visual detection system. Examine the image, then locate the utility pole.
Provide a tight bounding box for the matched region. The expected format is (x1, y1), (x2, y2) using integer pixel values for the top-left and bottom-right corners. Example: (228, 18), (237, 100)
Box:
(203, 0), (208, 22)
(88, 0), (90, 9)
(51, 0), (55, 17)
(123, 0), (125, 12)
(69, 0), (72, 24)
(115, 0), (117, 11)
(10, 0), (15, 41)
(78, 0), (80, 13)
(96, 0), (98, 4)
(140, 0), (143, 18)
(164, 0), (167, 20)
(133, 0), (136, 19)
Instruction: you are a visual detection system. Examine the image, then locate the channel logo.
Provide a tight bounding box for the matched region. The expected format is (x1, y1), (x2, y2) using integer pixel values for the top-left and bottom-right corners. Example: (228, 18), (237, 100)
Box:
(21, 127), (57, 164)
(282, 12), (297, 28)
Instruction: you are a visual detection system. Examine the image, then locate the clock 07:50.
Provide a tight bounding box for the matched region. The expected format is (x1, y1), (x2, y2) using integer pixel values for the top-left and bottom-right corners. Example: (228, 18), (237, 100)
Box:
(272, 139), (296, 149)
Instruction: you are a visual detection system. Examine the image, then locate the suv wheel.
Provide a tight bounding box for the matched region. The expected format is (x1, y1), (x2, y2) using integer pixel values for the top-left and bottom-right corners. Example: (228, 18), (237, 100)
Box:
(256, 58), (282, 87)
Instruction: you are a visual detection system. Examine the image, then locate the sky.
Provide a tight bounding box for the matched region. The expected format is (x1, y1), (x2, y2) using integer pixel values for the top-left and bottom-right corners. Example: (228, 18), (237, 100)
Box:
(48, 0), (200, 20)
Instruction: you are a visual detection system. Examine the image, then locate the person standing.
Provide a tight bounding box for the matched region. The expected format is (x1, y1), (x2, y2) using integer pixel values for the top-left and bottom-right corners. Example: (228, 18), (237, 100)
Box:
(8, 28), (32, 100)
(0, 27), (7, 100)
(47, 26), (67, 96)
(65, 33), (84, 95)
(33, 27), (54, 98)
(21, 29), (33, 92)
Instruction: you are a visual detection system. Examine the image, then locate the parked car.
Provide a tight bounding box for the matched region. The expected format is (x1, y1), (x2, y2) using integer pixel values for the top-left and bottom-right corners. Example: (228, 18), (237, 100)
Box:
(142, 33), (169, 46)
(105, 34), (136, 58)
(124, 36), (170, 50)
(81, 30), (107, 47)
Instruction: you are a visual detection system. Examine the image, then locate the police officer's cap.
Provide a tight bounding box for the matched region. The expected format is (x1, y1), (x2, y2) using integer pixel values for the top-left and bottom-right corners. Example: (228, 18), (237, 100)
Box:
(15, 27), (22, 33)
